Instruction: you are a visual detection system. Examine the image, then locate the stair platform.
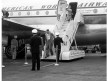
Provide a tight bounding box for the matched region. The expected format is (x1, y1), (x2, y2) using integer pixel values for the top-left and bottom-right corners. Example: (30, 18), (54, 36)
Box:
(41, 50), (85, 61)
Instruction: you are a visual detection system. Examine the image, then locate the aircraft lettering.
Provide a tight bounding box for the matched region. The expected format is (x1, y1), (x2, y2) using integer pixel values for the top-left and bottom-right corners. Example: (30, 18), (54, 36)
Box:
(2, 6), (33, 11)
(102, 2), (107, 6)
(2, 2), (107, 11)
(41, 2), (107, 9)
(52, 5), (57, 9)
(96, 2), (103, 6)
(78, 2), (107, 8)
(15, 7), (20, 10)
(88, 2), (95, 7)
(5, 7), (11, 11)
(41, 5), (46, 9)
(19, 7), (23, 10)
(10, 7), (16, 11)
(41, 4), (57, 9)
(47, 5), (52, 9)
(84, 3), (88, 7)
(78, 3), (83, 7)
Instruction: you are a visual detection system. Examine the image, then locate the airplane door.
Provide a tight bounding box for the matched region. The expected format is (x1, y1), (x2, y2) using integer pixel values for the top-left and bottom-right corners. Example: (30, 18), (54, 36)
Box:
(69, 2), (78, 19)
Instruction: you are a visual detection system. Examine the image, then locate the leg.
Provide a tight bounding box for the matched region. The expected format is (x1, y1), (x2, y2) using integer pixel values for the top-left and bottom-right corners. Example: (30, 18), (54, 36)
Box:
(36, 55), (40, 70)
(14, 46), (17, 59)
(50, 47), (53, 55)
(49, 41), (53, 55)
(11, 46), (14, 59)
(31, 54), (36, 70)
(57, 49), (61, 62)
(45, 41), (50, 57)
(43, 45), (46, 58)
(32, 60), (36, 70)
(11, 46), (16, 60)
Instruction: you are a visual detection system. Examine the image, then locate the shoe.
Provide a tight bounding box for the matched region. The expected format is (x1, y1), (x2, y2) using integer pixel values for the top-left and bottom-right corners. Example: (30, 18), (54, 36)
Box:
(31, 69), (35, 71)
(37, 69), (40, 71)
(37, 68), (40, 71)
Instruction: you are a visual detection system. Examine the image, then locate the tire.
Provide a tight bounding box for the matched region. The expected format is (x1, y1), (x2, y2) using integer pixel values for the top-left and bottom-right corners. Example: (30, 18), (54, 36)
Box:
(5, 46), (12, 59)
(5, 45), (25, 59)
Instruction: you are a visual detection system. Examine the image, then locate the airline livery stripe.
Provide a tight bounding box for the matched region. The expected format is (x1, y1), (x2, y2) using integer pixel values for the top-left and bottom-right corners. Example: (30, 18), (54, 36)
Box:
(7, 7), (107, 18)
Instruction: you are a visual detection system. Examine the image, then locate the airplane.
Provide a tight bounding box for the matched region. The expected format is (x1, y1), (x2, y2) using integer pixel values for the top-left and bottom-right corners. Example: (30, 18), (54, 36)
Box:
(2, 0), (107, 59)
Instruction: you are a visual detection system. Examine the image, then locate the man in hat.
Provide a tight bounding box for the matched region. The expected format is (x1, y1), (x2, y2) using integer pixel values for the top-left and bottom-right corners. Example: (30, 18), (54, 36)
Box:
(30, 29), (42, 71)
(54, 32), (63, 62)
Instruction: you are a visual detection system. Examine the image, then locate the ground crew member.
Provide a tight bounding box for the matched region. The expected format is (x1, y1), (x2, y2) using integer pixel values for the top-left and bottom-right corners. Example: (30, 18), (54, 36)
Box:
(54, 32), (63, 62)
(11, 35), (18, 60)
(30, 29), (42, 71)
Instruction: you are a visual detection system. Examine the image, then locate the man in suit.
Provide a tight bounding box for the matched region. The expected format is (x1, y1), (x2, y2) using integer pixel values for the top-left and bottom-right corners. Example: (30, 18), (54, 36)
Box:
(45, 29), (54, 58)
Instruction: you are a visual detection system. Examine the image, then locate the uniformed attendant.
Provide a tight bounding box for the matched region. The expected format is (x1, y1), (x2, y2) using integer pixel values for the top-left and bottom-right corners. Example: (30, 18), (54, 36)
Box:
(30, 29), (42, 71)
(54, 32), (63, 62)
(11, 35), (18, 60)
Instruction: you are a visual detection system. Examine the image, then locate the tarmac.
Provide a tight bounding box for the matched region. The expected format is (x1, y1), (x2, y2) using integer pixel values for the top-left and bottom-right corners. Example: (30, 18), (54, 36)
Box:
(2, 53), (106, 81)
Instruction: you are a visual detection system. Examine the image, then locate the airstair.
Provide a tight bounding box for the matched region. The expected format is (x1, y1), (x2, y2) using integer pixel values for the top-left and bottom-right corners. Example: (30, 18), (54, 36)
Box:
(54, 6), (85, 60)
(42, 0), (85, 60)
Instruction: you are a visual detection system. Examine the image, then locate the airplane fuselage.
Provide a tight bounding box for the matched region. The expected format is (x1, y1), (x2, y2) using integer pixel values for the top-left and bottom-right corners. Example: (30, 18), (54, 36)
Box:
(3, 3), (106, 45)
(2, 1), (107, 59)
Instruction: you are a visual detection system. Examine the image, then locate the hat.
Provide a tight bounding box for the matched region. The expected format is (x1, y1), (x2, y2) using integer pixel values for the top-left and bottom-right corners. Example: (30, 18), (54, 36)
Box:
(55, 32), (59, 36)
(14, 35), (17, 38)
(46, 29), (49, 31)
(32, 29), (37, 33)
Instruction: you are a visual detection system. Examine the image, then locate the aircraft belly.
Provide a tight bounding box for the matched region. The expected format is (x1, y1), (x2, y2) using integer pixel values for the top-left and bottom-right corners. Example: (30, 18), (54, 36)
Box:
(76, 25), (106, 45)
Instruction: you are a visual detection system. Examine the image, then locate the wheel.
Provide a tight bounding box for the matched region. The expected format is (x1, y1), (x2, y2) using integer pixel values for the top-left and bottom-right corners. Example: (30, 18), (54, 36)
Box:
(5, 46), (12, 59)
(5, 45), (25, 59)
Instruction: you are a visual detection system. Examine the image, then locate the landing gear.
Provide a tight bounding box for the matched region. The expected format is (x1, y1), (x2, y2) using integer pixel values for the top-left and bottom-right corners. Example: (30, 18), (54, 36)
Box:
(5, 45), (25, 59)
(5, 46), (12, 59)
